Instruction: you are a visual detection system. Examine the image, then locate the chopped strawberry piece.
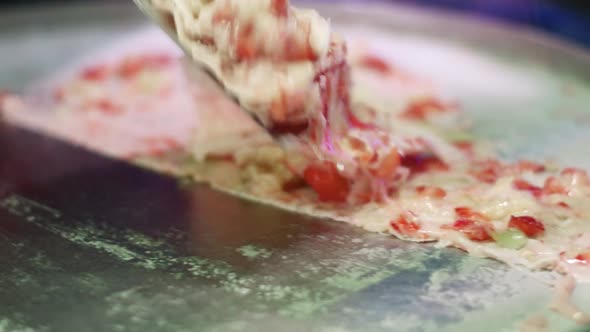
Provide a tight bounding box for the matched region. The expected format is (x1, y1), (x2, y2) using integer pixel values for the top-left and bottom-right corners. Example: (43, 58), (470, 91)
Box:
(269, 90), (289, 123)
(271, 0), (288, 17)
(92, 99), (121, 115)
(347, 110), (376, 130)
(213, 4), (234, 23)
(452, 219), (492, 242)
(513, 179), (542, 198)
(561, 167), (587, 176)
(455, 207), (489, 222)
(561, 168), (590, 186)
(474, 169), (499, 183)
(283, 35), (318, 61)
(557, 202), (570, 208)
(542, 168), (590, 196)
(347, 136), (368, 152)
(574, 253), (589, 264)
(269, 121), (309, 136)
(402, 153), (449, 174)
(160, 137), (181, 150)
(390, 215), (421, 235)
(144, 137), (181, 157)
(358, 55), (392, 75)
(81, 64), (109, 81)
(543, 176), (567, 195)
(402, 98), (449, 120)
(515, 160), (546, 173)
(235, 24), (257, 60)
(344, 137), (374, 165)
(508, 215), (545, 237)
(470, 159), (503, 184)
(198, 36), (216, 47)
(416, 186), (447, 199)
(303, 161), (350, 202)
(118, 58), (148, 78)
(117, 55), (172, 79)
(472, 160), (503, 184)
(453, 141), (474, 155)
(374, 148), (400, 179)
(346, 104), (376, 128)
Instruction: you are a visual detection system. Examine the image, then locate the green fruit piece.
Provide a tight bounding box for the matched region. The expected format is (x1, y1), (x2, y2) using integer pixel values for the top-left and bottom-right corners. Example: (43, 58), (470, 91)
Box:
(492, 229), (528, 250)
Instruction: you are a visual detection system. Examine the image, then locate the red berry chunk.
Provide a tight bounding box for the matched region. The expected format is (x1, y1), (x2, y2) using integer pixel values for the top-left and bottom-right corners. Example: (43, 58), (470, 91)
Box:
(513, 179), (542, 198)
(453, 141), (474, 155)
(561, 168), (590, 186)
(358, 55), (392, 75)
(470, 159), (503, 184)
(416, 186), (447, 199)
(346, 110), (376, 130)
(391, 216), (421, 235)
(401, 153), (449, 174)
(80, 64), (109, 81)
(557, 202), (570, 208)
(283, 35), (317, 61)
(198, 36), (215, 47)
(543, 176), (567, 195)
(575, 253), (589, 264)
(303, 161), (350, 202)
(401, 98), (449, 120)
(562, 167), (588, 176)
(452, 219), (492, 242)
(374, 148), (400, 180)
(455, 207), (489, 222)
(508, 215), (545, 237)
(235, 24), (257, 61)
(117, 55), (172, 79)
(88, 99), (121, 115)
(271, 0), (288, 17)
(515, 160), (546, 173)
(144, 136), (181, 157)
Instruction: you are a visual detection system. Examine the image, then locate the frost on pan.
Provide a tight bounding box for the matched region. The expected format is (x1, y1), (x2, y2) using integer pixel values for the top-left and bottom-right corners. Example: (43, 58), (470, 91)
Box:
(237, 245), (273, 259)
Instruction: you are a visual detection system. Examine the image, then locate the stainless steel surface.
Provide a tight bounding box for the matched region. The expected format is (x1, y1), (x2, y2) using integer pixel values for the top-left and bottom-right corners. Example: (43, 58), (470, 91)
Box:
(1, 2), (590, 332)
(0, 124), (483, 332)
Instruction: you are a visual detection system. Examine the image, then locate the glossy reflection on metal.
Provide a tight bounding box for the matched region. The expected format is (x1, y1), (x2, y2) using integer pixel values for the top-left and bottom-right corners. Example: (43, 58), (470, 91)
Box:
(0, 124), (471, 331)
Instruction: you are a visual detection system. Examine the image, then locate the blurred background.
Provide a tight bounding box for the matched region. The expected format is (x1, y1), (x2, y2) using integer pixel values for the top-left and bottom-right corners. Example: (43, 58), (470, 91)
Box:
(0, 0), (588, 48)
